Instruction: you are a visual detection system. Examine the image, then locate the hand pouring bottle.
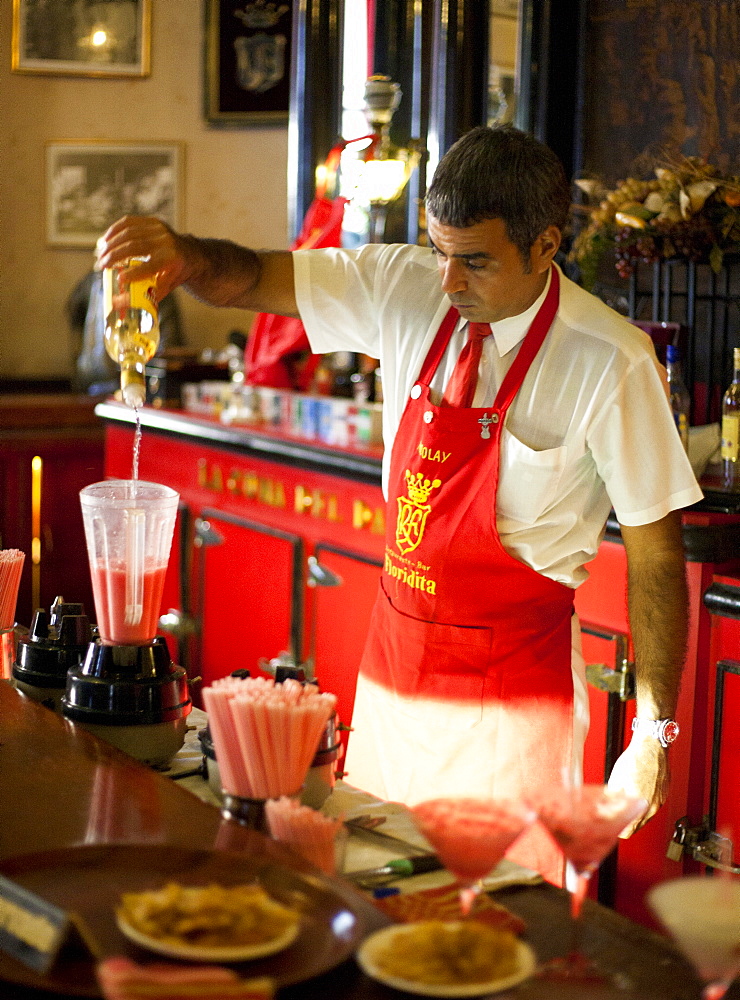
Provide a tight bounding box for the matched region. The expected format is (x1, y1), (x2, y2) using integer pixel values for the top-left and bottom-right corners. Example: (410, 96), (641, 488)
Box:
(102, 255), (159, 408)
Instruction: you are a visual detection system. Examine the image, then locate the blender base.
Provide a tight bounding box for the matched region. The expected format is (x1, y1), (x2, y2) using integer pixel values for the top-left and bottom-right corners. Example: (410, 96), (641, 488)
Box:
(62, 636), (192, 768)
(70, 715), (189, 768)
(13, 679), (67, 713)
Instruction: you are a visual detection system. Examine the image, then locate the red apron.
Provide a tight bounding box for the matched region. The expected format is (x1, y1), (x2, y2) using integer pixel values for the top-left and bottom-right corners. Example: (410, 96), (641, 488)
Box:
(344, 268), (574, 884)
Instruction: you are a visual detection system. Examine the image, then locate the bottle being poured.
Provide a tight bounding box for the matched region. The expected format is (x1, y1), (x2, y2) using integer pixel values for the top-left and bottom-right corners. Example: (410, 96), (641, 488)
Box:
(101, 251), (160, 410)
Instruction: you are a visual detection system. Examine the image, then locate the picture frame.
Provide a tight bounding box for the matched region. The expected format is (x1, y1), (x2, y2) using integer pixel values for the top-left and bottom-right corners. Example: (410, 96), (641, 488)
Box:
(45, 141), (184, 248)
(205, 0), (292, 126)
(12, 0), (151, 78)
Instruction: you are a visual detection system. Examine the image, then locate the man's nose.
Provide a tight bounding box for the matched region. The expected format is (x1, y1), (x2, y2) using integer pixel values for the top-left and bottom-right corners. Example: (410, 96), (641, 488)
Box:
(439, 259), (467, 295)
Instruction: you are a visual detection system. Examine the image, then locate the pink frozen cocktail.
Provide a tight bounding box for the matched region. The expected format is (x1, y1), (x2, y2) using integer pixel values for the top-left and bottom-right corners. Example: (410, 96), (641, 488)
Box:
(531, 783), (647, 982)
(410, 797), (535, 914)
(649, 876), (740, 1000)
(531, 784), (646, 877)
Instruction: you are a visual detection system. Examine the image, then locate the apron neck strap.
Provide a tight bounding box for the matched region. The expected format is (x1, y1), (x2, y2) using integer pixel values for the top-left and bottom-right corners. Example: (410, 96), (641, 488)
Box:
(417, 307), (460, 385)
(492, 267), (560, 414)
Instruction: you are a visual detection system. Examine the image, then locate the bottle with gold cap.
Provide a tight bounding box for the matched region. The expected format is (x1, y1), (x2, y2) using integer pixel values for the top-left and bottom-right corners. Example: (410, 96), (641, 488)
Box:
(721, 346), (740, 491)
(101, 255), (159, 408)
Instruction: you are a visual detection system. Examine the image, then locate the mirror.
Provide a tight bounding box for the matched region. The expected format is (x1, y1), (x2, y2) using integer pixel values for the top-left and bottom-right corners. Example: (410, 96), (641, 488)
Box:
(290, 0), (528, 246)
(488, 0), (521, 127)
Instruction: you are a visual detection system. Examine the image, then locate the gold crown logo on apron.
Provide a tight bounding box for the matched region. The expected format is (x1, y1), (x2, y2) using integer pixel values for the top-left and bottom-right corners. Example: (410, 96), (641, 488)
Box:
(395, 470), (442, 555)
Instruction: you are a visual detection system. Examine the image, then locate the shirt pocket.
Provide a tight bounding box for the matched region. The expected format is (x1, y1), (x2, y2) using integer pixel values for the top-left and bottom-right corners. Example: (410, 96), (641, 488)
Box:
(497, 427), (567, 525)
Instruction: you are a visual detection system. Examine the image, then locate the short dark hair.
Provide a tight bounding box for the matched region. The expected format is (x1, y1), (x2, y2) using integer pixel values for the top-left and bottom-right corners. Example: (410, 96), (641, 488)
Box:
(425, 125), (571, 261)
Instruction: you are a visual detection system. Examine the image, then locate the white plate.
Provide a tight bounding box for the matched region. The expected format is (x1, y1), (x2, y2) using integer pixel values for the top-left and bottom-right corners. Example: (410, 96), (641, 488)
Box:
(356, 923), (537, 997)
(116, 911), (301, 963)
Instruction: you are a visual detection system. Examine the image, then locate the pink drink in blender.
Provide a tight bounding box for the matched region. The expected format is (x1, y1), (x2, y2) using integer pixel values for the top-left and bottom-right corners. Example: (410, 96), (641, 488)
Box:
(91, 562), (168, 644)
(80, 481), (178, 646)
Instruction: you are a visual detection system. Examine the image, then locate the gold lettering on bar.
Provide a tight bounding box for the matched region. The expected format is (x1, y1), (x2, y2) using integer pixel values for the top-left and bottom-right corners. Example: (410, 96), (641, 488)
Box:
(353, 500), (385, 534)
(195, 458), (382, 528)
(293, 485), (339, 520)
(196, 459), (287, 509)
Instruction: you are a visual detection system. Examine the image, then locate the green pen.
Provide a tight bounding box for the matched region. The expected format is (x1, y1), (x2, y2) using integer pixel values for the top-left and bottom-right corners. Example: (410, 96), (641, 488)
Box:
(345, 854), (443, 889)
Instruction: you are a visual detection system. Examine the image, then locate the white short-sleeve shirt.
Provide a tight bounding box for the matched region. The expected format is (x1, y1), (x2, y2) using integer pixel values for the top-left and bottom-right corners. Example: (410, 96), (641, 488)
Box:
(292, 244), (703, 588)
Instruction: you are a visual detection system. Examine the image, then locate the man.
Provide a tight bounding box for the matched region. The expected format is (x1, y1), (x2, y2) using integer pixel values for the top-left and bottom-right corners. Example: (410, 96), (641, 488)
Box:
(97, 125), (702, 883)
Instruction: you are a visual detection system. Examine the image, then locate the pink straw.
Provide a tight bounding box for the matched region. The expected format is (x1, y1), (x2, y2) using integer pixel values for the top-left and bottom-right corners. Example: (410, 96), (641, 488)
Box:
(0, 550), (25, 630)
(203, 676), (337, 801)
(203, 687), (252, 797)
(265, 797), (344, 873)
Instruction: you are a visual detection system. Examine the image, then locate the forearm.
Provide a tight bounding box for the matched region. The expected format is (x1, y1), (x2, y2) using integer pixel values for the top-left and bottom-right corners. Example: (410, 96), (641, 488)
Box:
(624, 516), (688, 720)
(606, 512), (687, 830)
(177, 234), (264, 309)
(97, 216), (299, 317)
(174, 235), (299, 316)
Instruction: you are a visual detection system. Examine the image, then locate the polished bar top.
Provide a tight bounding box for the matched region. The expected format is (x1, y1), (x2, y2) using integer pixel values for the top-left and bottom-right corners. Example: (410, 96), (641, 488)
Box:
(0, 681), (730, 1000)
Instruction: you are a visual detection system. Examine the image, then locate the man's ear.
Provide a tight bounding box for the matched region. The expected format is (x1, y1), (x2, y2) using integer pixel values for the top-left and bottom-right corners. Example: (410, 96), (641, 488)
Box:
(532, 226), (562, 273)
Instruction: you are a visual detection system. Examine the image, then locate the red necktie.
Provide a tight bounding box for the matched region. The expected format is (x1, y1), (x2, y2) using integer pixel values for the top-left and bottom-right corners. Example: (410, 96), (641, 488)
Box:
(441, 322), (491, 407)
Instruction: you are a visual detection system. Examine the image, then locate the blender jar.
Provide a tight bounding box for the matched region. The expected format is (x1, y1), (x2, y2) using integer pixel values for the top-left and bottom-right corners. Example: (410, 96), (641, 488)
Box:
(80, 480), (179, 645)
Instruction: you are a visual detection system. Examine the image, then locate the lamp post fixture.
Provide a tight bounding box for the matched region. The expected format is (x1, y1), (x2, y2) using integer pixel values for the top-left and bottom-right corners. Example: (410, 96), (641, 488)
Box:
(360, 75), (420, 243)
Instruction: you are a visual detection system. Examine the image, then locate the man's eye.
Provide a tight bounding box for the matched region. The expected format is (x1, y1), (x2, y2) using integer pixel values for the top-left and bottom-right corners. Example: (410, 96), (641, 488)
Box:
(465, 260), (485, 271)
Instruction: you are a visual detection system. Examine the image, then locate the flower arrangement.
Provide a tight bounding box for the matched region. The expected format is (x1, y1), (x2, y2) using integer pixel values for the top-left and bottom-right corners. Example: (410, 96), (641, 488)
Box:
(569, 152), (740, 289)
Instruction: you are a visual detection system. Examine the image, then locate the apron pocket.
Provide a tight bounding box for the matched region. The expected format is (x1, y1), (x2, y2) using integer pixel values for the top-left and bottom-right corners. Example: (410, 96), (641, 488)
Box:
(363, 583), (492, 731)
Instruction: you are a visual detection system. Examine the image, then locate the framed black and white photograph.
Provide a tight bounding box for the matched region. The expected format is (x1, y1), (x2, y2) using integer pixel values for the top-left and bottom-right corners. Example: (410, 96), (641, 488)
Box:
(205, 0), (292, 126)
(12, 0), (151, 78)
(45, 142), (183, 248)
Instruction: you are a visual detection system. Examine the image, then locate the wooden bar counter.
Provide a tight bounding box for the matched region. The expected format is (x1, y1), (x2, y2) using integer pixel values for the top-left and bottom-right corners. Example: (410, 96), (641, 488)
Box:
(0, 681), (733, 1000)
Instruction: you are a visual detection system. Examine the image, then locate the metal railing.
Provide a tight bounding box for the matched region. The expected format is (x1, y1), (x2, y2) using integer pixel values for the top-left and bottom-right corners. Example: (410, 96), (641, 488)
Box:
(626, 258), (740, 425)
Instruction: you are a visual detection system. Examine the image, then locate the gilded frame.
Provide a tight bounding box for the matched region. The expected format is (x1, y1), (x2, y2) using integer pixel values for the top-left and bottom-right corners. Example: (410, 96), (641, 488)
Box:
(45, 141), (184, 248)
(12, 0), (151, 78)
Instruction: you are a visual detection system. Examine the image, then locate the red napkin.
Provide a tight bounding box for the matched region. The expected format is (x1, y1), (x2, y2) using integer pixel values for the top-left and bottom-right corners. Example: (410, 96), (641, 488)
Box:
(372, 884), (526, 935)
(97, 957), (274, 1000)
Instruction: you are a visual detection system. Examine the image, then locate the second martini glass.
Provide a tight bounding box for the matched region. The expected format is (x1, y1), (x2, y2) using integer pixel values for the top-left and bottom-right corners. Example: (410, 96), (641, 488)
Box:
(531, 783), (647, 979)
(648, 875), (740, 1000)
(409, 797), (536, 916)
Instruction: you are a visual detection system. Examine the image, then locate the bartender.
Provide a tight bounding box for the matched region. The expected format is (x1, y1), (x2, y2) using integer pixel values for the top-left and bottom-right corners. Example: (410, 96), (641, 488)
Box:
(97, 125), (703, 884)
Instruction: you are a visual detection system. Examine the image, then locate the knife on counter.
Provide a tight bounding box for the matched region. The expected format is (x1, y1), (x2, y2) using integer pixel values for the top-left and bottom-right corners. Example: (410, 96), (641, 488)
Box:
(344, 815), (431, 855)
(344, 854), (444, 889)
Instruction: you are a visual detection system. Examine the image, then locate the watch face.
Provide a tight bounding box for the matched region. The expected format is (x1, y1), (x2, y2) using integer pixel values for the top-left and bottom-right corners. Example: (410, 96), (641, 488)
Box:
(661, 720), (680, 744)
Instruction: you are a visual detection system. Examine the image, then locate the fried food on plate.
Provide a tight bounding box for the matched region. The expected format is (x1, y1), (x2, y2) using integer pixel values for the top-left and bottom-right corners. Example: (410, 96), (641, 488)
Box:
(117, 882), (299, 950)
(372, 920), (520, 986)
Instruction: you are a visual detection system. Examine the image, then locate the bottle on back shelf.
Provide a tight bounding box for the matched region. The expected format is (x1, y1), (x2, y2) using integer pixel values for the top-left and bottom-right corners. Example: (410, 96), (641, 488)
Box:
(665, 344), (690, 453)
(721, 347), (740, 491)
(101, 254), (160, 409)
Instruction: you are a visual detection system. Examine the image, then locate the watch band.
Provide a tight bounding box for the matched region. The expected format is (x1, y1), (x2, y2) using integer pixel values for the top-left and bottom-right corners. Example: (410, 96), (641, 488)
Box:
(631, 718), (680, 747)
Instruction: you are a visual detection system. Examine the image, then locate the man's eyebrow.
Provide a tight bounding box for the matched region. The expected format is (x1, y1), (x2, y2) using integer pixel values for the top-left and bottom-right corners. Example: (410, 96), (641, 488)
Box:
(429, 243), (491, 261)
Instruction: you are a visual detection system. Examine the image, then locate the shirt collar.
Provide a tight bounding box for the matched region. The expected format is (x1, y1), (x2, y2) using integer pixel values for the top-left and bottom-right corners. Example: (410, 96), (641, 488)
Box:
(463, 266), (553, 357)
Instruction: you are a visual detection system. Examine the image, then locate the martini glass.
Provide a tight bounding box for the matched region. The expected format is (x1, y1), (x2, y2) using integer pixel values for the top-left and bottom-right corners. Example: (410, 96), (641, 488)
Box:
(531, 783), (647, 979)
(648, 876), (740, 999)
(409, 797), (536, 916)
